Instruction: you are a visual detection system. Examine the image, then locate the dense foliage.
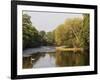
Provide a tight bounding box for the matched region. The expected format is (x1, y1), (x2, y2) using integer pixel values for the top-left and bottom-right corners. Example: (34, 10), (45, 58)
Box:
(23, 14), (89, 50)
(23, 14), (55, 49)
(54, 18), (83, 47)
(54, 14), (89, 49)
(23, 14), (41, 49)
(80, 14), (90, 49)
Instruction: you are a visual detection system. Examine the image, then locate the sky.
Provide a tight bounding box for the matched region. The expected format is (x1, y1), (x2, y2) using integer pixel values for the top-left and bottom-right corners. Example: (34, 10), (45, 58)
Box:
(23, 11), (83, 32)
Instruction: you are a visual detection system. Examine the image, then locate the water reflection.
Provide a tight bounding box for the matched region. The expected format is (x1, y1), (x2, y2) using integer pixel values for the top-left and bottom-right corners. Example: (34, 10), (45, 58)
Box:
(56, 51), (89, 67)
(23, 51), (89, 69)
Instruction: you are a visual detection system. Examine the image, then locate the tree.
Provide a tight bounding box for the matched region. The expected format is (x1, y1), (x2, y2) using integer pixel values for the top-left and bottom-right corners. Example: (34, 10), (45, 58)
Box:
(80, 14), (90, 49)
(54, 24), (65, 46)
(54, 18), (83, 47)
(23, 14), (41, 49)
(64, 18), (83, 47)
(46, 31), (55, 45)
(39, 31), (47, 45)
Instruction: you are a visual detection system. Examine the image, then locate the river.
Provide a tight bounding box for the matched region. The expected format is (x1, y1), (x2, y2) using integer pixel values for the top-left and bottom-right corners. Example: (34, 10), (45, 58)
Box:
(23, 46), (89, 69)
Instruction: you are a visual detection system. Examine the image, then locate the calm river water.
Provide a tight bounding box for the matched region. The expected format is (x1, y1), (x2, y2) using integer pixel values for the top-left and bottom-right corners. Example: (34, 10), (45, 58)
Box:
(23, 46), (89, 69)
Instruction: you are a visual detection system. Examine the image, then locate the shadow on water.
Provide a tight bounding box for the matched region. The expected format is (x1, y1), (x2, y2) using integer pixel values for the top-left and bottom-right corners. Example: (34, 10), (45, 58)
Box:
(23, 50), (89, 69)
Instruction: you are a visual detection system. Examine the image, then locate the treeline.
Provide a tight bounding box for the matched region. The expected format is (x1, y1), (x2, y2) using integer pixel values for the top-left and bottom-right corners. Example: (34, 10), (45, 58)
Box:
(54, 14), (89, 49)
(23, 14), (89, 50)
(23, 14), (54, 49)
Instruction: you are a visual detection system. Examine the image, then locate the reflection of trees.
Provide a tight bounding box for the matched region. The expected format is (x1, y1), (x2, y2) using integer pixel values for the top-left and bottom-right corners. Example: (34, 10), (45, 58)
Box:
(55, 51), (89, 67)
(23, 53), (42, 68)
(48, 52), (55, 57)
(23, 51), (89, 69)
(23, 56), (33, 69)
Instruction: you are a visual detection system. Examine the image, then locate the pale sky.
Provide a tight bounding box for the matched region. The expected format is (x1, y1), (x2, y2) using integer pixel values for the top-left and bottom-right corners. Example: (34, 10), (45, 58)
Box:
(23, 11), (83, 32)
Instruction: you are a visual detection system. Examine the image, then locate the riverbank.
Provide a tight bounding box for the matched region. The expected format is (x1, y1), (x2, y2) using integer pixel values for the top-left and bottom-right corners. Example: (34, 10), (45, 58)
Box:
(23, 46), (85, 57)
(56, 47), (84, 52)
(23, 46), (56, 57)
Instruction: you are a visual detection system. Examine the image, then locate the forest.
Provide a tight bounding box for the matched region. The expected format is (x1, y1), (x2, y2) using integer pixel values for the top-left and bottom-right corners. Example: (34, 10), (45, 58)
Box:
(22, 13), (89, 50)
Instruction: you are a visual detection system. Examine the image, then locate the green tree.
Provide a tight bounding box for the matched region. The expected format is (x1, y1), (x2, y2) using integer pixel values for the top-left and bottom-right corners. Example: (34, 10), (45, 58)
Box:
(23, 14), (41, 49)
(80, 14), (90, 49)
(54, 18), (83, 47)
(39, 31), (47, 45)
(46, 31), (55, 45)
(54, 24), (65, 46)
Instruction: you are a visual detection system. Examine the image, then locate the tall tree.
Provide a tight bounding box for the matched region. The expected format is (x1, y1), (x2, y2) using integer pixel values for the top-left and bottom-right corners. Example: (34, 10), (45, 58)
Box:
(80, 14), (90, 49)
(54, 18), (83, 47)
(23, 14), (41, 49)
